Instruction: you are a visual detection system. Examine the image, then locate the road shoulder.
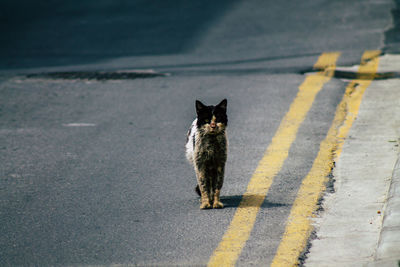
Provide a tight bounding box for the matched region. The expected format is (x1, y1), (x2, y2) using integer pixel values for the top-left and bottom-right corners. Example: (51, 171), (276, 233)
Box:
(305, 54), (400, 266)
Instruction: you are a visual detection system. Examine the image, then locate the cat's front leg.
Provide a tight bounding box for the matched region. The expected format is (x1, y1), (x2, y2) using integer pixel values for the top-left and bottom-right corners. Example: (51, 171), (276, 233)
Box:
(212, 166), (225, 209)
(213, 189), (223, 209)
(196, 170), (212, 209)
(200, 192), (212, 209)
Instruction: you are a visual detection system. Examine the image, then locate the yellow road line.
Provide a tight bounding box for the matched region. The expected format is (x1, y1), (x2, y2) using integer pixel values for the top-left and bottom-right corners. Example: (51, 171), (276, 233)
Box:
(270, 50), (380, 267)
(207, 52), (340, 267)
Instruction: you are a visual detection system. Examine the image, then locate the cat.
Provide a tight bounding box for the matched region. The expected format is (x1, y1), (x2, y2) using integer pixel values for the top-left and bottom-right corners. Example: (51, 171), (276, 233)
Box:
(186, 99), (228, 209)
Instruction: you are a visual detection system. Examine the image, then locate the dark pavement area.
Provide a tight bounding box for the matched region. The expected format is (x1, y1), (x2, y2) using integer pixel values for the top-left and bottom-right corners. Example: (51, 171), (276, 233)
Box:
(0, 0), (238, 69)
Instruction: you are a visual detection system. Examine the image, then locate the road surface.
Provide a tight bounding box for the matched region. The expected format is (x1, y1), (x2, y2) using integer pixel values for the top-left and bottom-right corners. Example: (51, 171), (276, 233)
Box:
(0, 0), (397, 265)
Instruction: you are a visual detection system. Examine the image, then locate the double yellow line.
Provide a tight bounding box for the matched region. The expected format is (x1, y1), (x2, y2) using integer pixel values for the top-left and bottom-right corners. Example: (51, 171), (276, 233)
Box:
(208, 51), (380, 266)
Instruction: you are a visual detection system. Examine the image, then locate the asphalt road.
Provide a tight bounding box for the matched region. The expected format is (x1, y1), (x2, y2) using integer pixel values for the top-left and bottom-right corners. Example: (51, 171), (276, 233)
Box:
(0, 0), (396, 266)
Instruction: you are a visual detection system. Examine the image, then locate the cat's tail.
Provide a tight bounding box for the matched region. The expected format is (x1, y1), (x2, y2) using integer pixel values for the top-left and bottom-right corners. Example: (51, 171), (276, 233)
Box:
(195, 185), (201, 196)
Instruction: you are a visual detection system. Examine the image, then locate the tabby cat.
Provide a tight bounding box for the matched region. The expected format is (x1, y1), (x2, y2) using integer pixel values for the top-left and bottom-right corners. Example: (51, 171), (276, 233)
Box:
(185, 99), (228, 209)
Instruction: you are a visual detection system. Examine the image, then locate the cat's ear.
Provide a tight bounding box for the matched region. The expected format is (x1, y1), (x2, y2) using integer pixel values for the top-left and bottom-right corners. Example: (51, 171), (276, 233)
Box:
(195, 100), (206, 114)
(216, 99), (227, 111)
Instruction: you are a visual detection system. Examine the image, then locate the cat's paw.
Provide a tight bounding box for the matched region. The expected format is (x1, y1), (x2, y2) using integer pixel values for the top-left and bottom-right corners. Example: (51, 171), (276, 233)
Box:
(213, 201), (224, 209)
(200, 202), (212, 209)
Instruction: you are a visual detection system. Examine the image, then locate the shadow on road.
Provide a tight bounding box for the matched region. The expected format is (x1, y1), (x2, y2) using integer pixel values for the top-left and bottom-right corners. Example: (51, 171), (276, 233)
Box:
(0, 0), (238, 69)
(221, 195), (287, 209)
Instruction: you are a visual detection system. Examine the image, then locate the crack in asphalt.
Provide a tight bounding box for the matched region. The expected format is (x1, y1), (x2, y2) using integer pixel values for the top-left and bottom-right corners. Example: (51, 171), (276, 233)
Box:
(26, 70), (168, 80)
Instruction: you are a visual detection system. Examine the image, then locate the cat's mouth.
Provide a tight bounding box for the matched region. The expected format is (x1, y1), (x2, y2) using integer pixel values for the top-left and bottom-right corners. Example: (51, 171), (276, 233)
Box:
(208, 127), (220, 134)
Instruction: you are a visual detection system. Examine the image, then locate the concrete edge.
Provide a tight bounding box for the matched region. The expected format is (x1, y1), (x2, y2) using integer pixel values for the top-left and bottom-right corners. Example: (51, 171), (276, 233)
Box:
(372, 149), (400, 266)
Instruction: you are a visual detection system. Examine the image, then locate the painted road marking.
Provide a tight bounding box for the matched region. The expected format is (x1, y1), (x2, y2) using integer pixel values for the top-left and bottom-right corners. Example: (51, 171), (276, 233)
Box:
(270, 50), (380, 266)
(63, 123), (96, 127)
(207, 52), (340, 267)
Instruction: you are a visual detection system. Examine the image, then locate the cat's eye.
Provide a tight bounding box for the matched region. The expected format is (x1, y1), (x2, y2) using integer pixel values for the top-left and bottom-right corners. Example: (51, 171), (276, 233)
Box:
(205, 119), (210, 123)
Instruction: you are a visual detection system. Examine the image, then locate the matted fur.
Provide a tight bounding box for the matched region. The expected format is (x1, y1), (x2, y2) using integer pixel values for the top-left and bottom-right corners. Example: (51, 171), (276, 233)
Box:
(186, 99), (228, 209)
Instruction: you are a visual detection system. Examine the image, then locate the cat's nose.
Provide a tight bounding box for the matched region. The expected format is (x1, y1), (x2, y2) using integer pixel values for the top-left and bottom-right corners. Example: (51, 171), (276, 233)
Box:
(210, 122), (216, 128)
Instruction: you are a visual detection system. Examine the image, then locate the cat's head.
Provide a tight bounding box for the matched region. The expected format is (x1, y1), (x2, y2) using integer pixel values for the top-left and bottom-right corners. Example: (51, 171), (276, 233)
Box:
(195, 99), (228, 135)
